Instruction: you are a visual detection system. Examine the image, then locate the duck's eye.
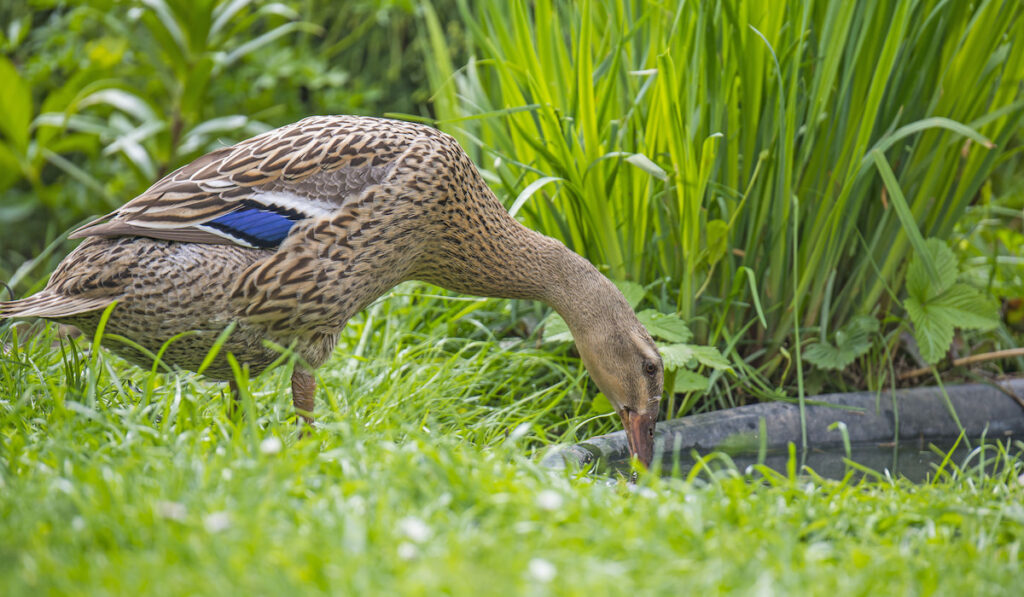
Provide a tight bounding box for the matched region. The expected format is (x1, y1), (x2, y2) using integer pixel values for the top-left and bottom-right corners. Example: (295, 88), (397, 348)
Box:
(644, 361), (657, 376)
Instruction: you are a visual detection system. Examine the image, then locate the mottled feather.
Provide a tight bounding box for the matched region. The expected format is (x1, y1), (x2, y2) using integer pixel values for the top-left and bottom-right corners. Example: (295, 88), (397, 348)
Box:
(69, 116), (428, 249)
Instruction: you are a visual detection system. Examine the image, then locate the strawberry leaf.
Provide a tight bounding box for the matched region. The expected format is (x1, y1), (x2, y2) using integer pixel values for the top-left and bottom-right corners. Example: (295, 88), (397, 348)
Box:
(636, 309), (692, 343)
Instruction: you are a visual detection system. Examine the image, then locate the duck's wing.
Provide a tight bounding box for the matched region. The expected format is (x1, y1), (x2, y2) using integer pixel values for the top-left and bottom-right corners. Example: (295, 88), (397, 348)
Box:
(70, 116), (427, 249)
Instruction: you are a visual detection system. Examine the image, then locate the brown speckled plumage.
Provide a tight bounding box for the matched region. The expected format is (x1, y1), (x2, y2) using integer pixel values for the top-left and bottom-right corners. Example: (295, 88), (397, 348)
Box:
(1, 116), (664, 463)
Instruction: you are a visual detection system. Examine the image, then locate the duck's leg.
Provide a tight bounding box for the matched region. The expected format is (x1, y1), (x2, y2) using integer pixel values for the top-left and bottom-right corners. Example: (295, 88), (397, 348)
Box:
(227, 379), (241, 420)
(291, 367), (316, 426)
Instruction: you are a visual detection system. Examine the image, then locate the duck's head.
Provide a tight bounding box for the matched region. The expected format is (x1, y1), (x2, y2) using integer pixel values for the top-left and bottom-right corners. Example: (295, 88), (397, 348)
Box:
(575, 319), (663, 468)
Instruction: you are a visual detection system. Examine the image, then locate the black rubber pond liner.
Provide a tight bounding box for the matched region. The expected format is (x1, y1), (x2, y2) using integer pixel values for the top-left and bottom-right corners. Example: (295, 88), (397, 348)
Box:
(542, 378), (1024, 476)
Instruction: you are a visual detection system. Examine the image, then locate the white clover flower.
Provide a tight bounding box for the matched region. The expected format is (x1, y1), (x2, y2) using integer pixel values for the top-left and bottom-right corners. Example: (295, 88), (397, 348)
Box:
(397, 542), (418, 560)
(259, 436), (283, 455)
(535, 489), (563, 511)
(156, 501), (187, 522)
(203, 511), (231, 533)
(508, 423), (531, 441)
(398, 516), (431, 543)
(528, 558), (556, 583)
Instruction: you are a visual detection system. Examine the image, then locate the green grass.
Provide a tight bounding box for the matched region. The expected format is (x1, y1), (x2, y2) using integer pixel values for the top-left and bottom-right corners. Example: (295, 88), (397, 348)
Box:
(3, 287), (1024, 595)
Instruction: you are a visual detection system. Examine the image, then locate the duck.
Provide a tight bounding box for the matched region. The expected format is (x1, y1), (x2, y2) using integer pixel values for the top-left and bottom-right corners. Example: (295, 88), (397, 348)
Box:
(0, 115), (663, 466)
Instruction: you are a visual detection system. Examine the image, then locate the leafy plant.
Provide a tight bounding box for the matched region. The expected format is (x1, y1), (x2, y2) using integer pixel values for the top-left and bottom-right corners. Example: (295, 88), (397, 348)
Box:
(903, 239), (999, 365)
(803, 315), (879, 372)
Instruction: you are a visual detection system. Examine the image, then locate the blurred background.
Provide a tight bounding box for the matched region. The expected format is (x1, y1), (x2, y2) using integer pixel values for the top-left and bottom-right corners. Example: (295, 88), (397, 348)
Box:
(2, 0), (1022, 409)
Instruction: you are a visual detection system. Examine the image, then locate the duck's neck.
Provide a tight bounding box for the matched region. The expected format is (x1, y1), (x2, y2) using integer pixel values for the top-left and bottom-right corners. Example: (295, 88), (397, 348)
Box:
(415, 188), (629, 333)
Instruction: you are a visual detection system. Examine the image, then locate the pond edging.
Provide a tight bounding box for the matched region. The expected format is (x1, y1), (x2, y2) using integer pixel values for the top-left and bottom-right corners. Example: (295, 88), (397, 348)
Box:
(541, 378), (1024, 471)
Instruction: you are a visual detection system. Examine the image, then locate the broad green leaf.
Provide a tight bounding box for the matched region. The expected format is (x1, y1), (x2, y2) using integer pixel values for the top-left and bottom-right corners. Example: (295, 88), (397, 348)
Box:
(906, 297), (953, 365)
(659, 344), (732, 373)
(0, 57), (31, 154)
(905, 260), (998, 364)
(658, 344), (696, 371)
(673, 370), (709, 393)
(541, 313), (573, 343)
(803, 342), (848, 371)
(688, 345), (733, 372)
(906, 238), (958, 302)
(804, 315), (879, 371)
(613, 280), (645, 309)
(636, 309), (692, 343)
(929, 285), (999, 331)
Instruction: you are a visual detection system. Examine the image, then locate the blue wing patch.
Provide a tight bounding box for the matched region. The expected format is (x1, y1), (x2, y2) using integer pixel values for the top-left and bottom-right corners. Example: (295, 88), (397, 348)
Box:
(206, 206), (302, 248)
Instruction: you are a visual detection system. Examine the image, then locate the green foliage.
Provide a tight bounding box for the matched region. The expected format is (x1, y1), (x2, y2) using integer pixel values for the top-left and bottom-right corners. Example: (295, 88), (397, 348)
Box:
(425, 0), (1024, 391)
(904, 239), (999, 364)
(803, 315), (879, 372)
(636, 309), (692, 344)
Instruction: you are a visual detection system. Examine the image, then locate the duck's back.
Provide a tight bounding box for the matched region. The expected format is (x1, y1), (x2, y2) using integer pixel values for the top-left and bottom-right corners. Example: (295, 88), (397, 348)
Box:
(37, 236), (290, 378)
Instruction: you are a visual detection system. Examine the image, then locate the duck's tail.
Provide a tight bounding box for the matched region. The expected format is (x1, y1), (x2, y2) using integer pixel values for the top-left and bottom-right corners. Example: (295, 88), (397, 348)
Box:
(0, 291), (113, 320)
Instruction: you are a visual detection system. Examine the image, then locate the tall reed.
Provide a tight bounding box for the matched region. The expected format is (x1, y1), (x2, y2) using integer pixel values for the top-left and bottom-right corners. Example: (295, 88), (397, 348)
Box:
(422, 0), (1024, 384)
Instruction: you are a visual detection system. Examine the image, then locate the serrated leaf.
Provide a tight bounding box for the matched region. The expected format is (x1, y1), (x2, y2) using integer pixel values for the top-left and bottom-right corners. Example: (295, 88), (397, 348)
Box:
(541, 313), (573, 343)
(906, 296), (954, 365)
(929, 284), (999, 331)
(636, 309), (692, 343)
(803, 342), (848, 371)
(673, 370), (709, 393)
(804, 315), (879, 371)
(658, 344), (696, 371)
(688, 345), (733, 372)
(906, 238), (958, 302)
(613, 280), (645, 309)
(659, 344), (732, 372)
(905, 272), (998, 365)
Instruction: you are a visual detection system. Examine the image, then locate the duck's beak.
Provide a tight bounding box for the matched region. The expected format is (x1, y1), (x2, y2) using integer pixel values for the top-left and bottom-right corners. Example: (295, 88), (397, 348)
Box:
(619, 408), (657, 469)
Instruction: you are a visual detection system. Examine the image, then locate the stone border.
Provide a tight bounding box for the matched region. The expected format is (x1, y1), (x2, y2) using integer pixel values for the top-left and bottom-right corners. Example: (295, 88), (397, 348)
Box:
(541, 378), (1024, 470)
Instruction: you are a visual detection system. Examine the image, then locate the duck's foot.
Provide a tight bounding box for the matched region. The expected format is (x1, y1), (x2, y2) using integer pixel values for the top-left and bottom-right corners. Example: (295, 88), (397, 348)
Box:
(291, 367), (316, 431)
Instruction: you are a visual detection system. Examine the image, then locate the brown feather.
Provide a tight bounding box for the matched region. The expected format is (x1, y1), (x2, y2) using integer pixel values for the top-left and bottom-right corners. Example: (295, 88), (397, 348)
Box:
(70, 222), (236, 244)
(0, 292), (114, 319)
